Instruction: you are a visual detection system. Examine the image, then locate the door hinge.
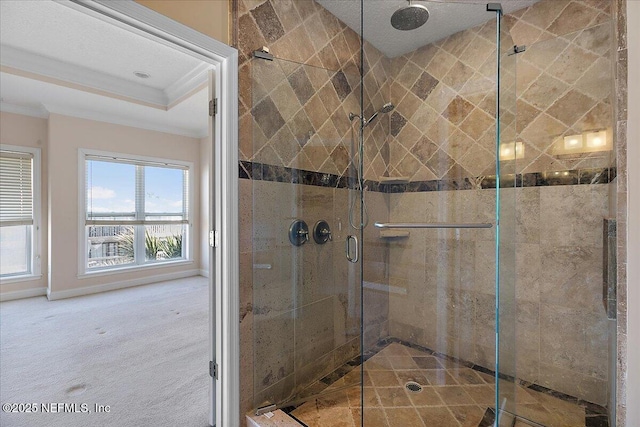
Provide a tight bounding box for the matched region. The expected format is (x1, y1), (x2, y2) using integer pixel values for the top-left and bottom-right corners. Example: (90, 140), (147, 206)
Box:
(209, 98), (218, 117)
(209, 230), (219, 248)
(209, 361), (218, 379)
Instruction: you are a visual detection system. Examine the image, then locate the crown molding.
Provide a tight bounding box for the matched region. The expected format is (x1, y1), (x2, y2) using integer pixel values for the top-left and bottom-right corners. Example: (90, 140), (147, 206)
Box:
(0, 101), (49, 119)
(1, 44), (212, 109)
(165, 62), (211, 107)
(0, 44), (170, 107)
(44, 103), (207, 139)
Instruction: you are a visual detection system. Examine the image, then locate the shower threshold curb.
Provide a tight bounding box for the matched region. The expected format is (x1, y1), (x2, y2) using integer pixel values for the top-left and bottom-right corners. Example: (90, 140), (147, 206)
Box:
(247, 409), (304, 427)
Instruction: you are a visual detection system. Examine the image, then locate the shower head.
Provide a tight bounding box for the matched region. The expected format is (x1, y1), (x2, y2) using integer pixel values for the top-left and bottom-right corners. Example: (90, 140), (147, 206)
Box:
(391, 0), (430, 31)
(348, 102), (395, 128)
(378, 102), (395, 114)
(364, 102), (395, 127)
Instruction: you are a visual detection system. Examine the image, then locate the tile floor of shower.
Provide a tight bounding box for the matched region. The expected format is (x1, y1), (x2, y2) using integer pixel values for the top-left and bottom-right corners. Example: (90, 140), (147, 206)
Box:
(276, 342), (607, 427)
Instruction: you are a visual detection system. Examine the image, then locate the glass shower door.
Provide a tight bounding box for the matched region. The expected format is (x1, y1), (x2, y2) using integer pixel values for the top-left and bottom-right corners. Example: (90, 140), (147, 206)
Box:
(358, 2), (508, 426)
(249, 55), (364, 416)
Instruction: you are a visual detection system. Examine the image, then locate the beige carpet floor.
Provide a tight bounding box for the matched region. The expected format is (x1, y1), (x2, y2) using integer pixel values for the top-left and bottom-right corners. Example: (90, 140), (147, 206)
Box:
(0, 276), (210, 427)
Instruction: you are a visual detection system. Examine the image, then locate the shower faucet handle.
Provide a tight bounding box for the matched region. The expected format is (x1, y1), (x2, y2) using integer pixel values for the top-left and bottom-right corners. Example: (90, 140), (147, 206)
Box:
(313, 220), (332, 244)
(289, 220), (310, 246)
(320, 228), (332, 240)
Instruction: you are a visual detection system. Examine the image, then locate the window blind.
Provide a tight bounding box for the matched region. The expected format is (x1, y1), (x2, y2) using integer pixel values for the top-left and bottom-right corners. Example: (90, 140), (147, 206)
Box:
(85, 154), (188, 170)
(0, 150), (33, 226)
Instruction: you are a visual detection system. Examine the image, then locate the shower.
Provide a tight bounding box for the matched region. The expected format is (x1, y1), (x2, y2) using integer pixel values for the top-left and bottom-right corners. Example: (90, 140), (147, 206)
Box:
(246, 0), (618, 424)
(391, 0), (430, 31)
(348, 102), (395, 128)
(348, 102), (395, 229)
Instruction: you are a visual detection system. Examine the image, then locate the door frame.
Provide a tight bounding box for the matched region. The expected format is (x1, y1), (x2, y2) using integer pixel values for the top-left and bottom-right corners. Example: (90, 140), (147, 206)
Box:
(63, 1), (239, 425)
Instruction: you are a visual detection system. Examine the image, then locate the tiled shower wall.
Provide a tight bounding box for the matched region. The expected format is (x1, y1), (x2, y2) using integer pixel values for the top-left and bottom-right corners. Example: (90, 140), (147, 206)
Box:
(386, 0), (614, 181)
(248, 180), (388, 407)
(387, 185), (610, 405)
(237, 0), (391, 180)
(613, 0), (628, 424)
(384, 0), (615, 407)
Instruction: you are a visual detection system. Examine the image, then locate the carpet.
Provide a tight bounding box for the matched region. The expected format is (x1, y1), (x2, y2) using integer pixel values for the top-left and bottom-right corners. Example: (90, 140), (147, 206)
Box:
(0, 276), (211, 427)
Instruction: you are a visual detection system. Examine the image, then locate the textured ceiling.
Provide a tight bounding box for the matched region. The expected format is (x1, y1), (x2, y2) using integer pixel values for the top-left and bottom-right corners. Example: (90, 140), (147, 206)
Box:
(317, 0), (540, 58)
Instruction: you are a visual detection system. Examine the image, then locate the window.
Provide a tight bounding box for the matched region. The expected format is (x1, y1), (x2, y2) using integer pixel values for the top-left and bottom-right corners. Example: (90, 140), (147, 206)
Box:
(0, 146), (40, 279)
(83, 152), (191, 272)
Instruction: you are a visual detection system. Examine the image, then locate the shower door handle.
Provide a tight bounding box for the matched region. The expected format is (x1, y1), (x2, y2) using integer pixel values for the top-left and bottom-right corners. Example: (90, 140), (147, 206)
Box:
(346, 235), (359, 263)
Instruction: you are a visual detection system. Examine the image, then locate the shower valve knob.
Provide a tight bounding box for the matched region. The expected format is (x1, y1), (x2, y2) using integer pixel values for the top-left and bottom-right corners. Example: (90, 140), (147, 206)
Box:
(313, 221), (332, 244)
(289, 220), (310, 246)
(321, 228), (332, 240)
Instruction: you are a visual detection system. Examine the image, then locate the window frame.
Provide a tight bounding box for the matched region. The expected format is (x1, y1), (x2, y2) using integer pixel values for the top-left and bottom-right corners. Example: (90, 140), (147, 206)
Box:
(0, 144), (41, 283)
(78, 148), (194, 276)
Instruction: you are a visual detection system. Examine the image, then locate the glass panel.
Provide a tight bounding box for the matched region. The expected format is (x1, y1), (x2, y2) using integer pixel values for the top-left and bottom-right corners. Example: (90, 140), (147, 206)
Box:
(86, 160), (136, 219)
(86, 225), (134, 269)
(497, 9), (518, 426)
(0, 225), (31, 276)
(144, 224), (186, 261)
(144, 166), (185, 215)
(360, 2), (500, 426)
(506, 15), (615, 427)
(250, 56), (362, 413)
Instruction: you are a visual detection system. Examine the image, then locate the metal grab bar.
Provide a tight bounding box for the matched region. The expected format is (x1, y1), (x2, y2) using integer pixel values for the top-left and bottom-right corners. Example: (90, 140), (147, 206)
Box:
(374, 222), (493, 229)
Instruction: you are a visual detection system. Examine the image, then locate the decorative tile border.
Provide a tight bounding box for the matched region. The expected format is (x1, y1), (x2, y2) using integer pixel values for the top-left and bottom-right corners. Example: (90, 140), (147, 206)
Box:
(240, 160), (616, 192)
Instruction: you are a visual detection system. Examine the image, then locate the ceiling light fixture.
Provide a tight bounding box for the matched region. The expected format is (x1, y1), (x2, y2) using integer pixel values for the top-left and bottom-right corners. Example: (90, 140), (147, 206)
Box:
(133, 71), (151, 79)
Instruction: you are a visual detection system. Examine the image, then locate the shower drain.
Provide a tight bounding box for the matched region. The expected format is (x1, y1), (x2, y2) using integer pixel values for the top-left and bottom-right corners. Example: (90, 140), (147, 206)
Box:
(405, 381), (423, 393)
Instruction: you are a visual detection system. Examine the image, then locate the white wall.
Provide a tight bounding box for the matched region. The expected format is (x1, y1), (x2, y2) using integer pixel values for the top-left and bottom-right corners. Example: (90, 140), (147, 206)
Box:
(626, 1), (640, 424)
(46, 114), (202, 299)
(0, 112), (48, 298)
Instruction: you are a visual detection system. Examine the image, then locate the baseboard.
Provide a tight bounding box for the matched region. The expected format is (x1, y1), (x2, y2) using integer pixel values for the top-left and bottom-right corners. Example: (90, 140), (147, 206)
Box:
(0, 287), (47, 302)
(199, 269), (209, 278)
(47, 269), (200, 300)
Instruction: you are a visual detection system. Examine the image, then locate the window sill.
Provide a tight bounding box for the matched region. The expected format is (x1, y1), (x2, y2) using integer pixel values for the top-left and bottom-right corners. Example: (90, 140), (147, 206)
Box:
(78, 259), (194, 279)
(0, 274), (43, 285)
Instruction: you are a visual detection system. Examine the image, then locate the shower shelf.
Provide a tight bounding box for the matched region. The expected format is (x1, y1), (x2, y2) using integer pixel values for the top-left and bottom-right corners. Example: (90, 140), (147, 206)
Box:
(378, 176), (410, 184)
(379, 230), (410, 239)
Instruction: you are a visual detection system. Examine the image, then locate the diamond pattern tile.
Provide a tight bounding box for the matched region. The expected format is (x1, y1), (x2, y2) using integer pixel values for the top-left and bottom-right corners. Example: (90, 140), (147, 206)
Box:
(252, 96), (285, 139)
(237, 0), (388, 179)
(378, 0), (615, 183)
(410, 71), (439, 101)
(250, 1), (284, 43)
(443, 96), (475, 126)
